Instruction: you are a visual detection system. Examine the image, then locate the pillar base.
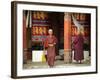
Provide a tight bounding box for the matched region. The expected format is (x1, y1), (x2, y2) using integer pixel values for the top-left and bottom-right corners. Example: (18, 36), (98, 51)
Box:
(64, 50), (72, 63)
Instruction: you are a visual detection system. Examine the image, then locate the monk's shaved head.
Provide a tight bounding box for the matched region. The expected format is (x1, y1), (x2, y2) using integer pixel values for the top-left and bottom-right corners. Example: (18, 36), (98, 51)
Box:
(48, 29), (53, 35)
(48, 29), (53, 32)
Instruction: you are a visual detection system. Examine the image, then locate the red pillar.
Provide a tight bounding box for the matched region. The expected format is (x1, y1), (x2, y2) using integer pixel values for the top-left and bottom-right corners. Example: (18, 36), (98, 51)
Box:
(64, 13), (72, 63)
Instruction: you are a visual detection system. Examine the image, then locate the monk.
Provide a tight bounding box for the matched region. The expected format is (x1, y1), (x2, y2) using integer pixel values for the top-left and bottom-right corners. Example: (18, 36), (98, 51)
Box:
(73, 30), (84, 64)
(44, 29), (57, 68)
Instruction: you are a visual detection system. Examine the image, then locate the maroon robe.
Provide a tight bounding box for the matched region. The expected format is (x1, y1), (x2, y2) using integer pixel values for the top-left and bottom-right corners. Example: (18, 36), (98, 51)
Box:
(44, 35), (57, 67)
(73, 34), (84, 61)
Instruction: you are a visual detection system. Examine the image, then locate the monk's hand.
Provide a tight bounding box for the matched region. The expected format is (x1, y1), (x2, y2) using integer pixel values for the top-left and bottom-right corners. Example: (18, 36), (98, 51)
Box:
(54, 43), (56, 45)
(49, 44), (54, 47)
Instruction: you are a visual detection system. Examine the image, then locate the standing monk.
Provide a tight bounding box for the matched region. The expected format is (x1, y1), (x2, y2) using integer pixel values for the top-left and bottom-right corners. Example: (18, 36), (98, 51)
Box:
(44, 29), (57, 68)
(73, 30), (84, 64)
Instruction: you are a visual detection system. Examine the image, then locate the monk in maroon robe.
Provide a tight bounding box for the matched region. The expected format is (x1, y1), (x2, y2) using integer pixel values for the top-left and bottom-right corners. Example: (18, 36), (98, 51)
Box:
(73, 31), (84, 64)
(44, 29), (57, 67)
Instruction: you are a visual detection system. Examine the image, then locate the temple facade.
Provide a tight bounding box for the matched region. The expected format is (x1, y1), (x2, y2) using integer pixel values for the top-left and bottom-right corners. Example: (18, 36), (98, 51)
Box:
(23, 10), (90, 64)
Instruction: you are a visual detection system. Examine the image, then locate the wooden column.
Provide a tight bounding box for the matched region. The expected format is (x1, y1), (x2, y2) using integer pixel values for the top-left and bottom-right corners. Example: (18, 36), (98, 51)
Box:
(64, 13), (72, 63)
(23, 11), (32, 63)
(23, 11), (27, 63)
(27, 11), (32, 60)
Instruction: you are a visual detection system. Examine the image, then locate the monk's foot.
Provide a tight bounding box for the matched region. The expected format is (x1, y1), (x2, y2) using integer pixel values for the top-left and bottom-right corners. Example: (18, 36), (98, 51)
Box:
(49, 65), (54, 68)
(79, 60), (82, 64)
(49, 66), (52, 68)
(76, 61), (79, 64)
(79, 62), (82, 64)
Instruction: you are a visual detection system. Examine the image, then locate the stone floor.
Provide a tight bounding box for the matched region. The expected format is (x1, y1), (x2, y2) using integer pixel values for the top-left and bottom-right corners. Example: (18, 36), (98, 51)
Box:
(23, 57), (91, 69)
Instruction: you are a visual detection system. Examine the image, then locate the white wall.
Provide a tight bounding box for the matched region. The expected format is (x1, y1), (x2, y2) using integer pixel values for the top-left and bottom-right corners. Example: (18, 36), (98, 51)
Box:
(0, 0), (100, 80)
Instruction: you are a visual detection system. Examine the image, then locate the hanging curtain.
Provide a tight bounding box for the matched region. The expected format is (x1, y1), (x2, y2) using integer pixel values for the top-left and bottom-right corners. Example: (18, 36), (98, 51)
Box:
(72, 14), (84, 32)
